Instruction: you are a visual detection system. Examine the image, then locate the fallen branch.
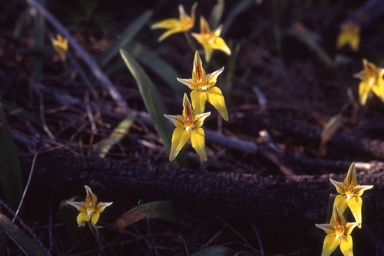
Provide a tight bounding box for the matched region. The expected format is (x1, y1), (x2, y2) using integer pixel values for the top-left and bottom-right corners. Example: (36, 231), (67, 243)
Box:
(24, 0), (128, 109)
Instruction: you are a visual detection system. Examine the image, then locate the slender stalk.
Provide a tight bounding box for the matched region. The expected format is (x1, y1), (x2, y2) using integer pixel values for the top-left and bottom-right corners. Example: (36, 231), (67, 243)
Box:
(184, 32), (196, 52)
(138, 199), (158, 256)
(13, 152), (38, 222)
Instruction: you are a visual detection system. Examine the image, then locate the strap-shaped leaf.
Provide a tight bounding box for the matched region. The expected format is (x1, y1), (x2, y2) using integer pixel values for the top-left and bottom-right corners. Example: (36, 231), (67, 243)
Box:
(0, 103), (23, 211)
(119, 49), (188, 167)
(125, 41), (186, 96)
(90, 113), (136, 158)
(114, 201), (179, 232)
(192, 246), (236, 256)
(98, 11), (153, 67)
(0, 213), (50, 256)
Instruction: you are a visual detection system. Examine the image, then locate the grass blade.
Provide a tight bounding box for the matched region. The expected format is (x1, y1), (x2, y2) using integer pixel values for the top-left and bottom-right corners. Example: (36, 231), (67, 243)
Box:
(192, 246), (236, 256)
(98, 10), (153, 67)
(119, 49), (188, 167)
(222, 0), (254, 36)
(209, 0), (224, 29)
(114, 201), (179, 232)
(0, 103), (23, 211)
(318, 113), (342, 156)
(125, 41), (186, 96)
(289, 22), (333, 67)
(0, 213), (50, 256)
(90, 113), (136, 158)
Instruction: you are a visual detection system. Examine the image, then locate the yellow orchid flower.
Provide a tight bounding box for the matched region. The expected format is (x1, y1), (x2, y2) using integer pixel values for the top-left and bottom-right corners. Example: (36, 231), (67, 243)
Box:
(330, 163), (373, 228)
(354, 59), (384, 105)
(191, 16), (231, 62)
(67, 185), (113, 228)
(177, 51), (228, 121)
(315, 205), (358, 256)
(164, 93), (210, 161)
(336, 22), (360, 51)
(51, 34), (68, 61)
(151, 3), (197, 42)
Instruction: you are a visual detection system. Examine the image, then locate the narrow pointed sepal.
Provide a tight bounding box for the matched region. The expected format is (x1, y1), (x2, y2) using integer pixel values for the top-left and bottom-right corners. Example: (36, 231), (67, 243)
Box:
(346, 196), (363, 228)
(206, 86), (228, 121)
(191, 91), (207, 114)
(190, 128), (207, 161)
(169, 127), (190, 161)
(340, 235), (354, 256)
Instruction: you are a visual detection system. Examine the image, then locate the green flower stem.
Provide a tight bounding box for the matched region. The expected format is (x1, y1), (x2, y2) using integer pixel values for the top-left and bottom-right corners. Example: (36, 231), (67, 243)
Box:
(138, 199), (158, 256)
(184, 32), (196, 52)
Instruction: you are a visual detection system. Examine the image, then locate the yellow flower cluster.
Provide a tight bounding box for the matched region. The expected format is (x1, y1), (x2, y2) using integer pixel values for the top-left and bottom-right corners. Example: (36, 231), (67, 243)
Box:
(151, 3), (231, 62)
(315, 163), (373, 256)
(165, 51), (228, 161)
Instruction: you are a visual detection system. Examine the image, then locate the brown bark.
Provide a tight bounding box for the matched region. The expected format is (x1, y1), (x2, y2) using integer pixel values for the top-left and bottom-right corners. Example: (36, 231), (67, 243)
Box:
(20, 150), (384, 225)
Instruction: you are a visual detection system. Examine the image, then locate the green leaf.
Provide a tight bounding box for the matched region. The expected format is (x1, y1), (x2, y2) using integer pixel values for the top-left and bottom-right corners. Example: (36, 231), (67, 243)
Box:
(125, 41), (186, 96)
(209, 0), (224, 29)
(192, 246), (236, 256)
(119, 49), (188, 168)
(0, 99), (42, 126)
(222, 0), (254, 36)
(59, 197), (93, 250)
(98, 11), (153, 68)
(90, 113), (136, 158)
(0, 213), (50, 256)
(0, 103), (23, 211)
(114, 201), (179, 232)
(318, 113), (342, 156)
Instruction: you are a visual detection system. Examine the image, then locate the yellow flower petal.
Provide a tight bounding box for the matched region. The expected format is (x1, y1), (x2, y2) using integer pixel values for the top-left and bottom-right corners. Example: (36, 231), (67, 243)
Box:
(332, 205), (346, 227)
(346, 196), (362, 228)
(340, 234), (353, 256)
(67, 201), (86, 212)
(206, 67), (225, 88)
(169, 127), (190, 161)
(333, 195), (348, 215)
(210, 37), (231, 56)
(77, 212), (91, 227)
(96, 202), (113, 213)
(372, 69), (384, 103)
(91, 211), (101, 227)
(190, 128), (207, 161)
(191, 91), (207, 114)
(85, 185), (97, 210)
(329, 178), (345, 194)
(321, 234), (340, 256)
(343, 163), (357, 187)
(354, 185), (373, 197)
(359, 80), (372, 105)
(164, 114), (185, 128)
(206, 86), (228, 121)
(344, 222), (358, 235)
(194, 112), (211, 128)
(151, 4), (196, 42)
(151, 18), (181, 29)
(315, 223), (335, 234)
(192, 51), (206, 82)
(177, 78), (197, 90)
